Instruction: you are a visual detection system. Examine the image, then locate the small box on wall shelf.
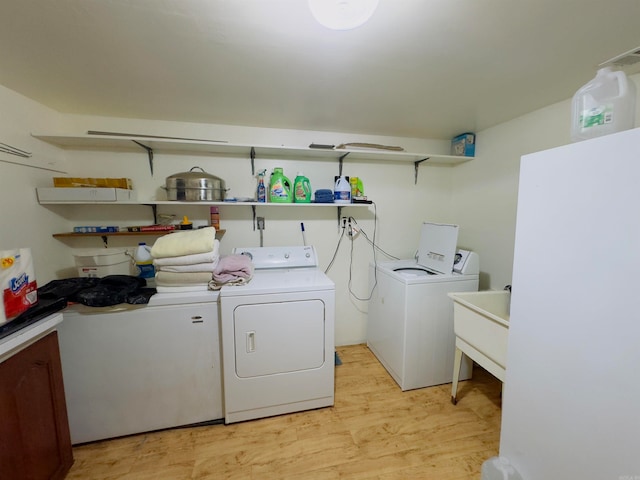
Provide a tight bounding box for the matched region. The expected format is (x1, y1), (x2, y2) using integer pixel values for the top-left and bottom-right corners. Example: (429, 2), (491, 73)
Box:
(451, 133), (475, 157)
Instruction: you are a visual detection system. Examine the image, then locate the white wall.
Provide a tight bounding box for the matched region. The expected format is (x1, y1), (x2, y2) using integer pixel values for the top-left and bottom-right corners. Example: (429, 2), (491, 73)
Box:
(1, 92), (455, 345)
(0, 85), (74, 280)
(453, 72), (640, 290)
(3, 72), (638, 345)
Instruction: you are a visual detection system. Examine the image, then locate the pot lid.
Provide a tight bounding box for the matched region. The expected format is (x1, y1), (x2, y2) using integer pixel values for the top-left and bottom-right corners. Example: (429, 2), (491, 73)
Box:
(166, 166), (223, 181)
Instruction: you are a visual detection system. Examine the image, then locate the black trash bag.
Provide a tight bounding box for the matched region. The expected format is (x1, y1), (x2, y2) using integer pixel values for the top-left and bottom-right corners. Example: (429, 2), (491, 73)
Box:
(126, 287), (157, 305)
(38, 277), (102, 302)
(38, 275), (155, 307)
(75, 275), (147, 307)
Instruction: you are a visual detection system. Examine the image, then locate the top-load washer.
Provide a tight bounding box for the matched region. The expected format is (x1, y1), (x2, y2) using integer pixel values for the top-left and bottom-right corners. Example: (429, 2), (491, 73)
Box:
(219, 245), (335, 424)
(367, 222), (479, 391)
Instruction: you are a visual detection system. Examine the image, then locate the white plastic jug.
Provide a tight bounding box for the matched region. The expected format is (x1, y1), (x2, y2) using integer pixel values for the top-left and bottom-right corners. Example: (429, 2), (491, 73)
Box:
(571, 67), (636, 142)
(334, 176), (351, 204)
(134, 242), (156, 287)
(481, 456), (523, 480)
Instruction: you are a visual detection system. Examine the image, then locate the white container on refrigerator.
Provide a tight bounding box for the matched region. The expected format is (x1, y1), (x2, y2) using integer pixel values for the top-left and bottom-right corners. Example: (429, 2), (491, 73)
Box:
(367, 222), (479, 390)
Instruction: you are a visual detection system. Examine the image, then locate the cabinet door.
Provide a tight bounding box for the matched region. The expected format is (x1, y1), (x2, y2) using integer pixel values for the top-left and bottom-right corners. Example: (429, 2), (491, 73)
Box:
(0, 332), (73, 480)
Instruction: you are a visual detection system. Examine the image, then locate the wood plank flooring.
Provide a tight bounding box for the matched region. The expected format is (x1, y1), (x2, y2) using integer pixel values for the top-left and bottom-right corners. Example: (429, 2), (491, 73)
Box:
(65, 344), (502, 479)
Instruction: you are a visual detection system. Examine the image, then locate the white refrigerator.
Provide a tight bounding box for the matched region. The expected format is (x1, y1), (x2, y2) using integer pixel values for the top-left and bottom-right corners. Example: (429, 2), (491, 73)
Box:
(499, 127), (640, 479)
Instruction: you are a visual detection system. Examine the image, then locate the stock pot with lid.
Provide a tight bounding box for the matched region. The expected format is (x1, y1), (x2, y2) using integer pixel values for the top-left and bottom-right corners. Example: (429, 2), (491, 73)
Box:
(164, 167), (227, 201)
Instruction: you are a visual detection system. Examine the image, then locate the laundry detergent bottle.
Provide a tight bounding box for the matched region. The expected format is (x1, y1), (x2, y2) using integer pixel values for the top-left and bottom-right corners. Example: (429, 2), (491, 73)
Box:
(293, 172), (312, 203)
(334, 175), (351, 204)
(134, 242), (156, 287)
(269, 167), (292, 203)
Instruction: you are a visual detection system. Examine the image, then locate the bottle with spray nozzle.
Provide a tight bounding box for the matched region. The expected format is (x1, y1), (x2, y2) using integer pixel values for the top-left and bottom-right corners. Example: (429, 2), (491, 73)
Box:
(256, 169), (266, 203)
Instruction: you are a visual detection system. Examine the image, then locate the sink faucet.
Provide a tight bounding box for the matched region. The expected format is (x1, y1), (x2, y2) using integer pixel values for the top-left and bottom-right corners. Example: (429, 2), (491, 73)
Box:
(504, 285), (512, 314)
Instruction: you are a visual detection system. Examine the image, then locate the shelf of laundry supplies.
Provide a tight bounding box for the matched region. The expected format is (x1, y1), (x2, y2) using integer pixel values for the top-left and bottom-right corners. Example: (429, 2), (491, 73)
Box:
(32, 134), (473, 166)
(38, 200), (371, 207)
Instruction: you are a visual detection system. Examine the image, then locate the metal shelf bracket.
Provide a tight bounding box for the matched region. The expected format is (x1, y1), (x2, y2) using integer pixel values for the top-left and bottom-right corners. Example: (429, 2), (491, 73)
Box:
(338, 152), (350, 176)
(132, 140), (154, 176)
(250, 147), (256, 176)
(414, 157), (430, 184)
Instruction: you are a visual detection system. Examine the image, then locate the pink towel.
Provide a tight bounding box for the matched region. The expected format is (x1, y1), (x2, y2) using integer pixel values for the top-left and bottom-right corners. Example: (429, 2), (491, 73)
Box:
(213, 254), (254, 283)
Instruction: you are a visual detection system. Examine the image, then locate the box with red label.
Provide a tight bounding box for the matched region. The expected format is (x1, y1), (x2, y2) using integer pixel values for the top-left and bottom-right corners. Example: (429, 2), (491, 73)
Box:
(1, 248), (38, 325)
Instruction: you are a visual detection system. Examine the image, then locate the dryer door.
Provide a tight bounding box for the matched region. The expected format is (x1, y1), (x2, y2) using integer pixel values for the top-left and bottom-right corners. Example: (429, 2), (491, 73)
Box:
(233, 299), (325, 378)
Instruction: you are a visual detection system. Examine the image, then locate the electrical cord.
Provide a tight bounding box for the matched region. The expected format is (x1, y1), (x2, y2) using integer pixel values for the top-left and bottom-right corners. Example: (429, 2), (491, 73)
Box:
(324, 220), (347, 274)
(325, 201), (401, 303)
(345, 201), (396, 302)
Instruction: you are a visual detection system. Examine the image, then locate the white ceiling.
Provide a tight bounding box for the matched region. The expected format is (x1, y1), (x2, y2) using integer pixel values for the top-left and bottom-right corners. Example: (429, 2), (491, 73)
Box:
(1, 0), (639, 140)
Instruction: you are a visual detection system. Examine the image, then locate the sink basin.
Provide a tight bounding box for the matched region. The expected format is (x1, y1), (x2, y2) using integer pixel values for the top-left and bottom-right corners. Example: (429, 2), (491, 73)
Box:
(448, 291), (510, 404)
(450, 290), (510, 326)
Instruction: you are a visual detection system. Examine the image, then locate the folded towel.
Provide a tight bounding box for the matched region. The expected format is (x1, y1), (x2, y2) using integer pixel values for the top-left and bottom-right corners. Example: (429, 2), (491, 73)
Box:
(213, 254), (254, 283)
(157, 261), (218, 273)
(151, 227), (216, 259)
(156, 285), (212, 293)
(155, 271), (213, 286)
(153, 241), (220, 266)
(208, 277), (250, 290)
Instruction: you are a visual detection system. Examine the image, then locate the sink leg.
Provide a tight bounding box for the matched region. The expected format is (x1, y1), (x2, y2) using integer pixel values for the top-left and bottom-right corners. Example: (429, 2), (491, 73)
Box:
(451, 347), (463, 405)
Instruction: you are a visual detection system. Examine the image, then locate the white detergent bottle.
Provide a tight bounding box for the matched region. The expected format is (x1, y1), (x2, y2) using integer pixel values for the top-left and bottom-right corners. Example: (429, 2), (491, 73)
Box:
(571, 66), (636, 142)
(134, 242), (156, 287)
(334, 175), (351, 204)
(481, 456), (522, 480)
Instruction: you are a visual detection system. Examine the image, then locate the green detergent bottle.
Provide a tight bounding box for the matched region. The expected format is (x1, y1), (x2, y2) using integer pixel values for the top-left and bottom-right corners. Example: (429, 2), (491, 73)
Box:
(293, 172), (312, 203)
(269, 167), (292, 203)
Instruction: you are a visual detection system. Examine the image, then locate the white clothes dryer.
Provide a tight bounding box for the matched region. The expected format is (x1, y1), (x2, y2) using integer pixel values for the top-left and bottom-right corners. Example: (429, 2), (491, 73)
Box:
(219, 246), (335, 424)
(367, 223), (479, 391)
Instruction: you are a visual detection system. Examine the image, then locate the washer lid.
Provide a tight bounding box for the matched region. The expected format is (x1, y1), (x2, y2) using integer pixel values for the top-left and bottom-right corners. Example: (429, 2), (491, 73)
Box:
(417, 222), (459, 274)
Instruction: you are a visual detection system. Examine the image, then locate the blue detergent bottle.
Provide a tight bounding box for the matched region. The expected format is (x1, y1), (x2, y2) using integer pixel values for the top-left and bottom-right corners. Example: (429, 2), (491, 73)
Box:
(256, 169), (266, 203)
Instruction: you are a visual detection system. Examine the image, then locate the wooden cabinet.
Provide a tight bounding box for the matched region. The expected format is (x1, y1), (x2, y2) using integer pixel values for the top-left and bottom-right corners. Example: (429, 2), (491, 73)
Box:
(0, 332), (73, 480)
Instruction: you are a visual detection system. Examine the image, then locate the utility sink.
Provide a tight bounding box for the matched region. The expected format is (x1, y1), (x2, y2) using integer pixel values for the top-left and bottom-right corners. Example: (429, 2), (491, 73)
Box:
(448, 291), (510, 404)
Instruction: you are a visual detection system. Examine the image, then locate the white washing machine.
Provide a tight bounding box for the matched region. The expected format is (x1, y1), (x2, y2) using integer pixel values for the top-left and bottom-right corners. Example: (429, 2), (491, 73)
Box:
(219, 245), (335, 424)
(367, 222), (479, 391)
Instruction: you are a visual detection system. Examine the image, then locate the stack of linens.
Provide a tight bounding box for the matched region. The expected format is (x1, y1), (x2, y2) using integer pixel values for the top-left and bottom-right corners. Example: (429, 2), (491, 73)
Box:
(151, 227), (219, 292)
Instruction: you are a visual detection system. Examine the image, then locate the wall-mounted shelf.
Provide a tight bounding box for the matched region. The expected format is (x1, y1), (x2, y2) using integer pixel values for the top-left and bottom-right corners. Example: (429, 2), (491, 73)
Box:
(52, 229), (226, 239)
(38, 198), (369, 228)
(32, 133), (473, 181)
(52, 229), (226, 247)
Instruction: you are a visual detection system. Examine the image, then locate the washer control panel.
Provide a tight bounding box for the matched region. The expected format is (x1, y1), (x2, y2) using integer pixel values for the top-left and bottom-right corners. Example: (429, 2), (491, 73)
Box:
(232, 245), (318, 269)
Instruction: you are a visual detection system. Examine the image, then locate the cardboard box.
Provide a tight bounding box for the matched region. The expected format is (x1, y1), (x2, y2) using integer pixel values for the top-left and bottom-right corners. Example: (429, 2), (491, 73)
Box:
(53, 177), (133, 189)
(36, 187), (137, 202)
(451, 133), (476, 157)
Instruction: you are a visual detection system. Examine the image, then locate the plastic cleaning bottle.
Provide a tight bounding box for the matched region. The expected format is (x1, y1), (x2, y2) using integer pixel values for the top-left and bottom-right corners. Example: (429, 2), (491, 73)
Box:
(257, 170), (266, 203)
(571, 66), (637, 142)
(293, 172), (312, 203)
(134, 242), (156, 287)
(269, 167), (292, 203)
(480, 456), (522, 480)
(334, 175), (351, 204)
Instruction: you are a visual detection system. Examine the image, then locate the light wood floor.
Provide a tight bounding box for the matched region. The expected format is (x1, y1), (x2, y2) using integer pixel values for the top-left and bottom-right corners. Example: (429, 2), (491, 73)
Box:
(66, 344), (502, 479)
